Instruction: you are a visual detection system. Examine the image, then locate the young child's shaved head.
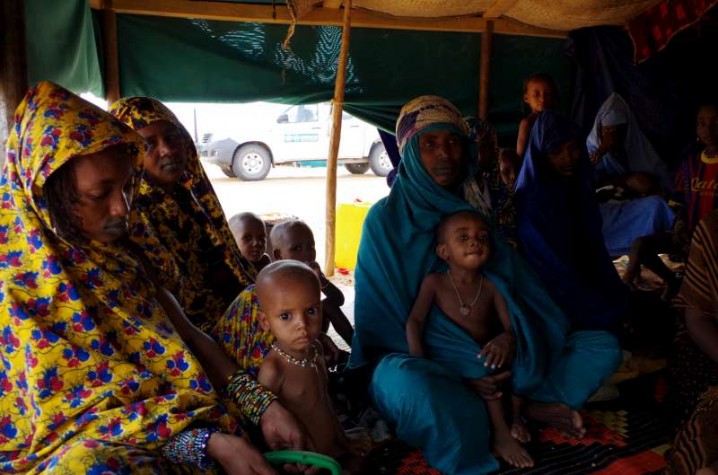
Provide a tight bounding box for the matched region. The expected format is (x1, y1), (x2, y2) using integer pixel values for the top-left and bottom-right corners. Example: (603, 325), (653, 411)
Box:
(230, 212), (263, 227)
(269, 219), (316, 263)
(269, 220), (312, 249)
(255, 260), (320, 310)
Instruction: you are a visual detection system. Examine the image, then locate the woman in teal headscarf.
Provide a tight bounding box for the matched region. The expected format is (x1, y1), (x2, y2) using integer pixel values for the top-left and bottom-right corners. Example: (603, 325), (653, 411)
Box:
(349, 96), (621, 474)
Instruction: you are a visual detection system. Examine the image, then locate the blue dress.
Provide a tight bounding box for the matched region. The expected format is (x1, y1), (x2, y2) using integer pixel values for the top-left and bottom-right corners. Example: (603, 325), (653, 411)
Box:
(586, 93), (675, 255)
(350, 104), (621, 474)
(515, 111), (629, 332)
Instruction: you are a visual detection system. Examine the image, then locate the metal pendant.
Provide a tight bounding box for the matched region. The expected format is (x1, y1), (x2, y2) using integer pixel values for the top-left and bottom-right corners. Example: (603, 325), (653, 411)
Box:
(460, 305), (471, 316)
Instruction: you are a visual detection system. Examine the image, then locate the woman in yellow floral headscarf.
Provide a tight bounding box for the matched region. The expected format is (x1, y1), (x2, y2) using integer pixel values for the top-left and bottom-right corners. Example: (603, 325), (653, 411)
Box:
(109, 97), (255, 332)
(0, 82), (278, 474)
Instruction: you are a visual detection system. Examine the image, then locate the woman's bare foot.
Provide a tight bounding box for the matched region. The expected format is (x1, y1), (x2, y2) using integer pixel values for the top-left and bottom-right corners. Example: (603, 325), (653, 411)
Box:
(493, 428), (534, 468)
(524, 402), (586, 438)
(511, 418), (531, 443)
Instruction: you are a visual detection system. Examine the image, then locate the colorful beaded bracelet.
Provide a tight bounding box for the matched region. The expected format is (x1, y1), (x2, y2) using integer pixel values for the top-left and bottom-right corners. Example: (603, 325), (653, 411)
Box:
(226, 370), (277, 425)
(161, 427), (216, 469)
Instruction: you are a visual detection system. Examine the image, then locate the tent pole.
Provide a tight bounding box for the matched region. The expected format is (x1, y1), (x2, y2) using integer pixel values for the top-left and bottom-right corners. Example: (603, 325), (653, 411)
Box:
(324, 0), (352, 277)
(0, 0), (27, 168)
(479, 19), (493, 120)
(102, 0), (121, 104)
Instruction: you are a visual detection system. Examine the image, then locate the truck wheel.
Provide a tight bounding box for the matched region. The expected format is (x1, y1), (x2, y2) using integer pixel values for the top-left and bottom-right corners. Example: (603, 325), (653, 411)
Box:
(345, 163), (369, 175)
(369, 143), (392, 177)
(232, 144), (271, 181)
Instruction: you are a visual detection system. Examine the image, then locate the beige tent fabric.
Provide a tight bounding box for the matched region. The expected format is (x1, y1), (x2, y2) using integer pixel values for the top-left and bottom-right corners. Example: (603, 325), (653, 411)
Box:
(293, 0), (665, 32)
(353, 0), (494, 18)
(502, 0), (664, 30)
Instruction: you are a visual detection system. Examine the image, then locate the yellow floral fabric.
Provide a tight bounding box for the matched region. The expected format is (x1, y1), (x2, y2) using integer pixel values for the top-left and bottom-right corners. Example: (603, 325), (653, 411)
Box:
(0, 82), (235, 474)
(212, 286), (274, 378)
(109, 97), (255, 331)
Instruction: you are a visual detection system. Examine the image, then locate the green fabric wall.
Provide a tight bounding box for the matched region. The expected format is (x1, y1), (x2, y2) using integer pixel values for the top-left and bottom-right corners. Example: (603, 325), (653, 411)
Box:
(21, 2), (572, 143)
(24, 0), (103, 96)
(489, 35), (573, 144)
(116, 14), (572, 142)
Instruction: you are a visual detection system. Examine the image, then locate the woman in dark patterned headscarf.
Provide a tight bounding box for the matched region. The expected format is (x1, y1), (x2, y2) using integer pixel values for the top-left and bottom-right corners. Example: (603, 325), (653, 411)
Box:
(0, 81), (267, 474)
(109, 97), (254, 331)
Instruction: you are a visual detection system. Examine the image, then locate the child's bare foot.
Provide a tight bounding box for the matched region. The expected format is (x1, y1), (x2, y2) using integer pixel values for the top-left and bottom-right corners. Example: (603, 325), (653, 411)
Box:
(511, 418), (531, 443)
(340, 452), (367, 475)
(621, 268), (639, 290)
(493, 429), (534, 468)
(345, 429), (372, 457)
(524, 402), (586, 438)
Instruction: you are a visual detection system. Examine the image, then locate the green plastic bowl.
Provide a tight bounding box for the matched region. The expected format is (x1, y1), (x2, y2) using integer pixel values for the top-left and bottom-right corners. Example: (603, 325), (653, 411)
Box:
(264, 450), (342, 475)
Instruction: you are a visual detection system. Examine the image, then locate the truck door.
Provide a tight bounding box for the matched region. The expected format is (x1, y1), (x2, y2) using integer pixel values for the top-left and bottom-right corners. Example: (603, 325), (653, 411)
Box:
(271, 104), (325, 162)
(337, 108), (365, 159)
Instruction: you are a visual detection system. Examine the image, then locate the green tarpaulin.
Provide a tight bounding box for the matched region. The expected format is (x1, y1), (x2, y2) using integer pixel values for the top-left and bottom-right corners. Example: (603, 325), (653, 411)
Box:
(23, 1), (572, 143)
(25, 0), (103, 97)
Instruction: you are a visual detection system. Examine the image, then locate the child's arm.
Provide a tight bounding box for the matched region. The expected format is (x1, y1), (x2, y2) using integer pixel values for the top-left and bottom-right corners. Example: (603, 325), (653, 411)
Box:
(155, 285), (243, 390)
(478, 280), (516, 369)
(313, 344), (362, 455)
(258, 254), (272, 270)
(308, 261), (345, 306)
(494, 285), (513, 334)
(321, 279), (345, 307)
(326, 344), (370, 458)
(516, 117), (531, 157)
(257, 356), (284, 396)
(406, 275), (438, 358)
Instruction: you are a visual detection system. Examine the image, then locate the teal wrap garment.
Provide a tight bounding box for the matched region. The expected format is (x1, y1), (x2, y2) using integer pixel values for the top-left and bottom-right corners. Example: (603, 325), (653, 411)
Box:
(349, 96), (621, 474)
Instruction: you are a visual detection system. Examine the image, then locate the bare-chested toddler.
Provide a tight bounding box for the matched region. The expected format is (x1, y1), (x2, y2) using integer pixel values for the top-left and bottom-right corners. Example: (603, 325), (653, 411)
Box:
(406, 210), (533, 468)
(256, 261), (370, 473)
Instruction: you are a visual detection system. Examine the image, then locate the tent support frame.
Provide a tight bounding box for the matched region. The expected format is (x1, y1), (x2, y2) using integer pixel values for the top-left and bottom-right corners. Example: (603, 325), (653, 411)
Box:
(102, 0), (121, 104)
(324, 0), (352, 277)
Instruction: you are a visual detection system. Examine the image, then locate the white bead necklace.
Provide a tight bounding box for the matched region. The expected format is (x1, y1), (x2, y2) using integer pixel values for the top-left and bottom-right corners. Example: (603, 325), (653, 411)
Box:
(271, 342), (318, 368)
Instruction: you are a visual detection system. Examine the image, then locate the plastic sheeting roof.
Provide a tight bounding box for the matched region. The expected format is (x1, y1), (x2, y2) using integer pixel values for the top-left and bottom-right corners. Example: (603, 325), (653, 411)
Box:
(297, 0), (664, 32)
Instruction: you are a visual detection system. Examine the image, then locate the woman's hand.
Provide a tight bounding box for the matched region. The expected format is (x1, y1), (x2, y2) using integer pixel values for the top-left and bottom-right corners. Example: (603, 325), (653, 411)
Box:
(260, 401), (314, 452)
(260, 402), (320, 474)
(207, 432), (278, 475)
(478, 332), (515, 369)
(466, 371), (512, 400)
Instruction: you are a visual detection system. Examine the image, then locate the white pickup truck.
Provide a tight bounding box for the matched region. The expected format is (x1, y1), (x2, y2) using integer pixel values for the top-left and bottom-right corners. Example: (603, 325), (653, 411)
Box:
(202, 103), (392, 181)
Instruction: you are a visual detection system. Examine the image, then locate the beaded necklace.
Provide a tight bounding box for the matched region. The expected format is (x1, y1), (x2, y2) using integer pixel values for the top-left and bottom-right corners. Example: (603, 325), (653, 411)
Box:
(271, 342), (318, 368)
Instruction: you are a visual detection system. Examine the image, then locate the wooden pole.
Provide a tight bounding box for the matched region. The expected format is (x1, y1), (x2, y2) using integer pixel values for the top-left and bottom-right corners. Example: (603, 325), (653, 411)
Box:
(0, 0), (28, 168)
(478, 20), (493, 120)
(324, 0), (352, 277)
(102, 0), (121, 104)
